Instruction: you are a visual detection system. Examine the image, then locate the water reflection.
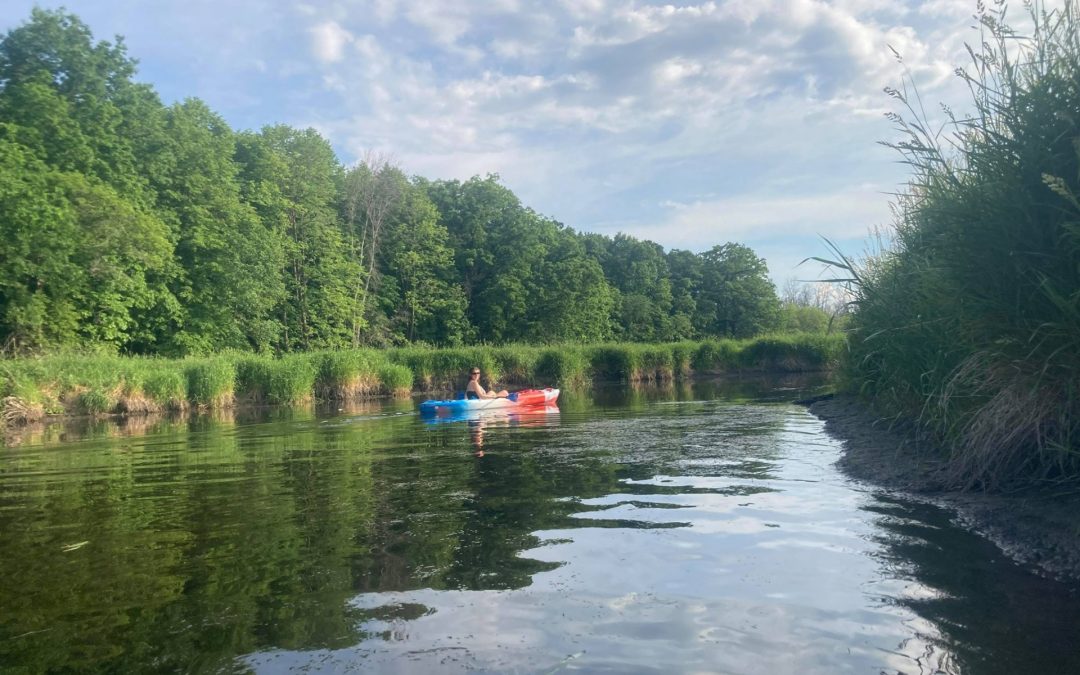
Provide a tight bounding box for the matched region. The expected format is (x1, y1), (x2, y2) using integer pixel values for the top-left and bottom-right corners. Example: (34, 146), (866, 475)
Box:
(2, 375), (1079, 674)
(421, 405), (561, 457)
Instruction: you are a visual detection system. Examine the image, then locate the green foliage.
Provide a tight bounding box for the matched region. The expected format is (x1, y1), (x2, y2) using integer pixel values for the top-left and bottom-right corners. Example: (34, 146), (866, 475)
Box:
(241, 126), (360, 352)
(314, 350), (382, 399)
(739, 333), (844, 372)
(387, 347), (437, 389)
(0, 9), (790, 355)
(142, 370), (186, 410)
(267, 355), (318, 404)
(235, 354), (316, 404)
(836, 2), (1080, 488)
(152, 100), (285, 354)
(600, 235), (675, 341)
(695, 244), (781, 338)
(0, 135), (173, 351)
(376, 364), (413, 396)
(185, 358), (234, 407)
(670, 341), (696, 378)
(234, 355), (273, 403)
(534, 347), (590, 388)
(491, 346), (540, 385)
(636, 345), (675, 381)
(587, 345), (641, 382)
(77, 388), (113, 415)
(692, 340), (741, 372)
(0, 334), (841, 422)
(779, 305), (832, 334)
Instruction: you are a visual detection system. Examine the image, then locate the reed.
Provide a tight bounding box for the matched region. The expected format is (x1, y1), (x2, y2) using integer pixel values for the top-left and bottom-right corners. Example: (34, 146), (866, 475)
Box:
(490, 345), (541, 385)
(77, 388), (115, 416)
(313, 350), (383, 400)
(0, 333), (841, 424)
(270, 355), (318, 404)
(534, 346), (590, 388)
(691, 339), (741, 372)
(142, 370), (188, 411)
(635, 344), (676, 381)
(586, 345), (641, 382)
(740, 334), (845, 372)
(377, 364), (413, 396)
(185, 358), (235, 408)
(235, 354), (317, 405)
(670, 341), (696, 379)
(823, 1), (1080, 488)
(387, 347), (436, 390)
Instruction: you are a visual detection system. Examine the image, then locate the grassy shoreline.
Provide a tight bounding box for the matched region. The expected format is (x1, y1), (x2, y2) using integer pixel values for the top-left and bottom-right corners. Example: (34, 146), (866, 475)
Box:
(0, 333), (844, 426)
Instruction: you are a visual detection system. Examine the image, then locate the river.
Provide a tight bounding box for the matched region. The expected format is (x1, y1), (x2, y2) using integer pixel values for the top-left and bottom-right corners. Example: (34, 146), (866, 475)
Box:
(2, 377), (1078, 673)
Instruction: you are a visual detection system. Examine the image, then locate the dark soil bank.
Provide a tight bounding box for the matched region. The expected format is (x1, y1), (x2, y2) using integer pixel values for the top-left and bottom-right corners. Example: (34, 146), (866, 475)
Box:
(807, 395), (1080, 584)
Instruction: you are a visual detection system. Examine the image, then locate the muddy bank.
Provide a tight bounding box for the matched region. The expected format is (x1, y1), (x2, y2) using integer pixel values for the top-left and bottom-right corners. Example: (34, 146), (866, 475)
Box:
(807, 394), (1080, 585)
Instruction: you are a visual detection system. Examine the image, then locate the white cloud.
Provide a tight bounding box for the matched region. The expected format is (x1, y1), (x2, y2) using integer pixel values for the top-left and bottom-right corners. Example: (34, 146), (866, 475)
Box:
(622, 185), (894, 251)
(21, 0), (1028, 278)
(309, 20), (353, 63)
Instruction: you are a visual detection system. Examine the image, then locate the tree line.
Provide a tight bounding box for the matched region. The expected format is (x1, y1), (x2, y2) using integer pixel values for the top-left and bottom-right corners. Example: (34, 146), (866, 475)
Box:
(0, 9), (788, 356)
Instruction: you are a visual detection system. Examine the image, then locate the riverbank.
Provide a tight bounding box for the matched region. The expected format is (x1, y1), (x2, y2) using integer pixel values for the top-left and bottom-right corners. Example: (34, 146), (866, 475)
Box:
(808, 395), (1080, 584)
(1, 334), (843, 427)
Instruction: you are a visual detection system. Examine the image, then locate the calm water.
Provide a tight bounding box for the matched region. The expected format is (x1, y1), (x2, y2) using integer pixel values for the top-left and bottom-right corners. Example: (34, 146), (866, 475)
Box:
(2, 377), (1079, 674)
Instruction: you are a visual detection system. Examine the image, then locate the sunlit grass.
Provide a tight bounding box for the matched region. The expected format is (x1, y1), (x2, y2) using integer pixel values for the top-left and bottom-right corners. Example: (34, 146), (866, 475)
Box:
(0, 333), (842, 422)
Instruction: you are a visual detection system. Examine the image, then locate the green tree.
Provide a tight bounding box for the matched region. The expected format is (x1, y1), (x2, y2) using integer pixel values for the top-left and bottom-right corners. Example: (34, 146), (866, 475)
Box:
(0, 133), (173, 350)
(424, 175), (551, 342)
(0, 9), (158, 206)
(666, 249), (702, 339)
(600, 234), (674, 341)
(529, 230), (616, 342)
(373, 181), (470, 345)
(236, 126), (359, 351)
(150, 100), (285, 354)
(696, 243), (780, 338)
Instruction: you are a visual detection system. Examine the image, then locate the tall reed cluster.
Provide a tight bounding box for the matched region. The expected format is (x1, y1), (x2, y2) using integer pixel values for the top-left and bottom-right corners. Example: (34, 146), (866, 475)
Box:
(830, 2), (1080, 488)
(0, 334), (842, 424)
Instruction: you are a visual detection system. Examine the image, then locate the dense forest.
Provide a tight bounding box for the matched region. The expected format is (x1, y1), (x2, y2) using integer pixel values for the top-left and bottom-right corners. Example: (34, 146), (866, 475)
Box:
(0, 9), (809, 357)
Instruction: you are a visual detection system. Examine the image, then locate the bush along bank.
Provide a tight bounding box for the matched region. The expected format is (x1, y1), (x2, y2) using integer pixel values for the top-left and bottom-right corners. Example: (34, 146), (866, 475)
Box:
(821, 2), (1080, 491)
(0, 333), (845, 425)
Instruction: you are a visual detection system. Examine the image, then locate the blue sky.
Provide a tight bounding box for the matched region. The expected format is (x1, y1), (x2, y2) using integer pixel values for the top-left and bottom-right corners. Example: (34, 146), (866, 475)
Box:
(1, 1), (1017, 283)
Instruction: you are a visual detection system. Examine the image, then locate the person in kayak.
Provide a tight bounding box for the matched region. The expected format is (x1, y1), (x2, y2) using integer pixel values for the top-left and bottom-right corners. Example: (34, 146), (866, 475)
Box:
(466, 367), (508, 399)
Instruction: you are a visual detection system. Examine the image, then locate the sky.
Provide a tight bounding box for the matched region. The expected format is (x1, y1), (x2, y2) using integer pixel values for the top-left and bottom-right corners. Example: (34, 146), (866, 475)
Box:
(0, 1), (1026, 284)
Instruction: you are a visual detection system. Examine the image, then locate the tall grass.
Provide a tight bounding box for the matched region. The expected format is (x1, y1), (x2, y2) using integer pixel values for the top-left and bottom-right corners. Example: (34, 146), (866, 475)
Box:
(235, 354), (317, 405)
(823, 1), (1080, 488)
(0, 333), (842, 422)
(313, 350), (383, 399)
(185, 358), (235, 408)
(377, 364), (413, 396)
(534, 346), (590, 388)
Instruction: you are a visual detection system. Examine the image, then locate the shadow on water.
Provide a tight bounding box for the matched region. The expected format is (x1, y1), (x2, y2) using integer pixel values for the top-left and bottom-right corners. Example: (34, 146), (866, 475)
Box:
(2, 374), (1079, 673)
(860, 495), (1080, 675)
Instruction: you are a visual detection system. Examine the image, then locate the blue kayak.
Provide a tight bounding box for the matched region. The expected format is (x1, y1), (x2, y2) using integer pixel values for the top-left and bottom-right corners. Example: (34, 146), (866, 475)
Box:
(418, 388), (559, 415)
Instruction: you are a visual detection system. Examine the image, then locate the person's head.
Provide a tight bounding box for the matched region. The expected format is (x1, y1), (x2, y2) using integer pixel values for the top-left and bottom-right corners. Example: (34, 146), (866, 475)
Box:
(469, 367), (481, 380)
